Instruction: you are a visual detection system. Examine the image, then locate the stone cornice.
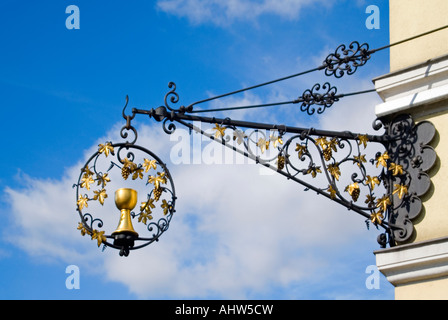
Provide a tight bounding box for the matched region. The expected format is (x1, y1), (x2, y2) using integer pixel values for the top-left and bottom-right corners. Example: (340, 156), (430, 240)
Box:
(373, 54), (448, 118)
(375, 237), (448, 286)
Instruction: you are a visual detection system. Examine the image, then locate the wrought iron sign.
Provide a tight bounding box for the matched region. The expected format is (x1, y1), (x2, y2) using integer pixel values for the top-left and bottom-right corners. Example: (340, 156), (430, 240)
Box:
(74, 34), (441, 256)
(74, 107), (176, 256)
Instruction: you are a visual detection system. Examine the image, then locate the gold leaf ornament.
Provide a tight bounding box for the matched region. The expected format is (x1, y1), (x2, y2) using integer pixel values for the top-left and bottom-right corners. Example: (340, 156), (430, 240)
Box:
(376, 152), (390, 168)
(161, 199), (171, 216)
(97, 173), (111, 187)
(139, 198), (156, 225)
(315, 137), (328, 149)
(122, 158), (137, 170)
(357, 135), (369, 149)
(257, 138), (270, 154)
(143, 158), (157, 172)
(93, 189), (108, 205)
(148, 172), (168, 189)
(77, 195), (89, 210)
(393, 184), (408, 200)
(213, 123), (226, 139)
(138, 211), (153, 225)
(77, 222), (90, 236)
(328, 138), (338, 152)
(98, 142), (114, 157)
(295, 144), (308, 158)
(82, 165), (94, 177)
(366, 175), (380, 190)
(371, 211), (384, 225)
(389, 163), (404, 176)
(80, 174), (95, 190)
(353, 154), (367, 167)
(327, 163), (341, 181)
(140, 198), (156, 213)
(132, 167), (144, 180)
(307, 166), (322, 178)
(376, 195), (391, 213)
(91, 229), (106, 247)
(270, 134), (284, 148)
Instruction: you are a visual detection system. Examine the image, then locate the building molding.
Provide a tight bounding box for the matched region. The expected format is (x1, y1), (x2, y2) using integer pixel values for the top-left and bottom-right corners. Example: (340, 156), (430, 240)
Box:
(373, 53), (448, 118)
(375, 236), (448, 286)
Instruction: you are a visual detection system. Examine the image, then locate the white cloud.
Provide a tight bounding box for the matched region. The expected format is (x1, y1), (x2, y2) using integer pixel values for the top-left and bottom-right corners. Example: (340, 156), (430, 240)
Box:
(156, 0), (333, 26)
(99, 153), (369, 299)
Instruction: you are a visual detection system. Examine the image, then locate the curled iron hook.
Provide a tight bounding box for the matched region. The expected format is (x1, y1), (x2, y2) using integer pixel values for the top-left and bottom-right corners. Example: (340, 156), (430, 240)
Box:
(120, 95), (138, 144)
(122, 95), (136, 124)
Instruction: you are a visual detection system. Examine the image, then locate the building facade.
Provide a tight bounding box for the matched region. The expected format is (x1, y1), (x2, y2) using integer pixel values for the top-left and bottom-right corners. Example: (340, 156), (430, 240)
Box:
(374, 0), (448, 300)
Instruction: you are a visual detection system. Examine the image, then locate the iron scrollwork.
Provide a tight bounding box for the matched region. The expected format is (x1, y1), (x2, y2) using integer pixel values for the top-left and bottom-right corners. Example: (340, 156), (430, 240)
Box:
(135, 82), (437, 248)
(205, 120), (396, 240)
(164, 81), (193, 114)
(380, 114), (437, 244)
(300, 82), (339, 115)
(155, 40), (373, 116)
(74, 33), (444, 256)
(85, 34), (438, 251)
(323, 41), (371, 78)
(73, 103), (177, 256)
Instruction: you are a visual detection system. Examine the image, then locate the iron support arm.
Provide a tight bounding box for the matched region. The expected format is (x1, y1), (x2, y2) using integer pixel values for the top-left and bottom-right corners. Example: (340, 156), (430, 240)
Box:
(126, 102), (436, 248)
(133, 106), (388, 144)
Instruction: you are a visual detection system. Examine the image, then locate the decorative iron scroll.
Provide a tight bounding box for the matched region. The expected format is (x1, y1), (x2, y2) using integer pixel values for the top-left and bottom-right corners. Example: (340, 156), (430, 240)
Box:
(73, 105), (176, 256)
(323, 41), (371, 78)
(300, 82), (338, 115)
(154, 40), (373, 116)
(380, 114), (437, 245)
(132, 83), (437, 248)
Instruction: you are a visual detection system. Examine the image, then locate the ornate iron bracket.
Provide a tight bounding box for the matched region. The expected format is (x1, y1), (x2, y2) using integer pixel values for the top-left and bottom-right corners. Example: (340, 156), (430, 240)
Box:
(380, 115), (437, 245)
(127, 83), (436, 249)
(74, 32), (446, 255)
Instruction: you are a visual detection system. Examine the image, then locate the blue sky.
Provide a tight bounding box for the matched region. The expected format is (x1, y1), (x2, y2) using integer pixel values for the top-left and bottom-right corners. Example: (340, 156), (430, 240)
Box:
(0, 0), (395, 300)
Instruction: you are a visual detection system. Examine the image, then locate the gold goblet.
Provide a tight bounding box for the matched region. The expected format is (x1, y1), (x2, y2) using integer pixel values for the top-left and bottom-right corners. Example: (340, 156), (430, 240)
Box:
(112, 188), (139, 237)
